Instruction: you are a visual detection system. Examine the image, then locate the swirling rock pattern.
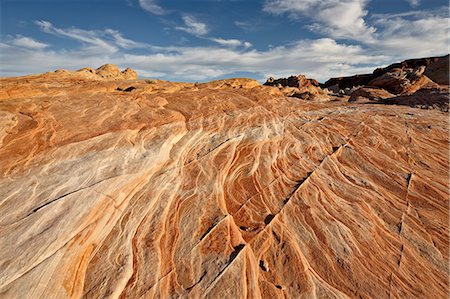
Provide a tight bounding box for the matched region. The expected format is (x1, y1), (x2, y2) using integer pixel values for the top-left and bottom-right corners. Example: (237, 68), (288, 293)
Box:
(0, 72), (448, 298)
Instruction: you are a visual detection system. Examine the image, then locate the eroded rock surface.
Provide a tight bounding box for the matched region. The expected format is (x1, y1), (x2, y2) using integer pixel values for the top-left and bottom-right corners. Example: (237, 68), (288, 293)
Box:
(0, 71), (448, 299)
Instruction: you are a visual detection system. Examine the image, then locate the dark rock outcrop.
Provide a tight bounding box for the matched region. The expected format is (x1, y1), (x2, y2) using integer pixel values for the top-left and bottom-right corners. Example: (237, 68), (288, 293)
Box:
(264, 75), (330, 101)
(349, 87), (394, 102)
(378, 88), (449, 112)
(264, 75), (320, 88)
(424, 57), (450, 85)
(367, 66), (438, 94)
(322, 55), (449, 91)
(321, 74), (374, 91)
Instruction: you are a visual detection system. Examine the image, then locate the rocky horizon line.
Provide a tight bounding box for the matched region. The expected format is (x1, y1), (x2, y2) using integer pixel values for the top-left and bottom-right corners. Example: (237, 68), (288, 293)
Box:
(3, 54), (449, 84)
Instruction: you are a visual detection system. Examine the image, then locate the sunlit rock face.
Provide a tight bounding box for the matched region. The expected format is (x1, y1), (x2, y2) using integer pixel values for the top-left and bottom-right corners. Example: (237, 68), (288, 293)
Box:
(0, 70), (448, 299)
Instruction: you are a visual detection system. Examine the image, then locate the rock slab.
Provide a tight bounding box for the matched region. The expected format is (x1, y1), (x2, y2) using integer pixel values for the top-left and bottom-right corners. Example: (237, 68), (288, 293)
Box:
(0, 71), (448, 298)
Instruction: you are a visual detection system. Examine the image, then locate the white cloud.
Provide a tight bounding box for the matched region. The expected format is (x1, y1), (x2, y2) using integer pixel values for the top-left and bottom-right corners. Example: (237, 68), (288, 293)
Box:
(175, 15), (209, 36)
(264, 0), (376, 42)
(404, 0), (420, 7)
(263, 0), (448, 60)
(1, 11), (448, 83)
(138, 0), (166, 15)
(210, 38), (252, 48)
(114, 38), (387, 81)
(34, 20), (150, 54)
(371, 11), (449, 58)
(0, 22), (391, 82)
(234, 20), (261, 32)
(174, 17), (251, 48)
(263, 0), (316, 15)
(234, 21), (252, 31)
(10, 35), (48, 49)
(370, 10), (425, 19)
(35, 20), (118, 54)
(104, 29), (148, 49)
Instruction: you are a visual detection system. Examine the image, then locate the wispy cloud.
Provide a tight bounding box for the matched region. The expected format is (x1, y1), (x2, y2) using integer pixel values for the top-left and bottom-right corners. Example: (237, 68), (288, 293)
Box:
(9, 35), (49, 49)
(209, 38), (252, 48)
(1, 9), (448, 82)
(0, 21), (391, 82)
(35, 20), (149, 54)
(35, 20), (118, 54)
(234, 20), (260, 32)
(404, 0), (420, 7)
(104, 29), (148, 49)
(175, 15), (209, 36)
(103, 38), (388, 81)
(174, 16), (251, 48)
(138, 0), (166, 15)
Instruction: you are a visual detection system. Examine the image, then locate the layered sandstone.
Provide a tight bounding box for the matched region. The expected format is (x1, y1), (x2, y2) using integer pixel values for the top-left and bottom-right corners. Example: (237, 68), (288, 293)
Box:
(0, 65), (448, 299)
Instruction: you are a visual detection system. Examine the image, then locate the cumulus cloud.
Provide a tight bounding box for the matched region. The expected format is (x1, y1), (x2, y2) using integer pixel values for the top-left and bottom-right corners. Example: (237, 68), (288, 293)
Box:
(175, 15), (209, 36)
(112, 38), (387, 81)
(263, 0), (448, 60)
(264, 0), (376, 42)
(371, 10), (449, 58)
(138, 0), (166, 15)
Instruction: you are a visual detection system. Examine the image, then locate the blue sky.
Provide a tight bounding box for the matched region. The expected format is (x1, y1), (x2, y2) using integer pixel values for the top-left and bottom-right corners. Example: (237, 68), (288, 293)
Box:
(0, 0), (448, 82)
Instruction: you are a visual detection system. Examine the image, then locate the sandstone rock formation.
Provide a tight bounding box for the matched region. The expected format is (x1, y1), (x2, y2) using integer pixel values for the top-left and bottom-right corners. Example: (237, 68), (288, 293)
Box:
(200, 78), (261, 89)
(75, 64), (138, 80)
(0, 63), (448, 299)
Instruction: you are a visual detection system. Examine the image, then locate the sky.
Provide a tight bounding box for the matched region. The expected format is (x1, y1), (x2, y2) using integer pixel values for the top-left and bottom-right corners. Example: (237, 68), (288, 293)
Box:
(0, 0), (448, 82)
